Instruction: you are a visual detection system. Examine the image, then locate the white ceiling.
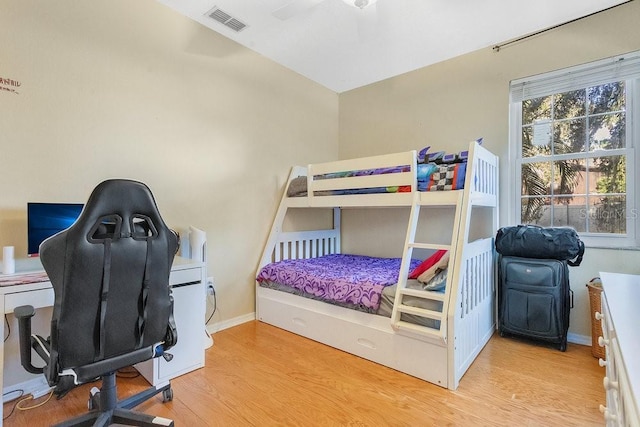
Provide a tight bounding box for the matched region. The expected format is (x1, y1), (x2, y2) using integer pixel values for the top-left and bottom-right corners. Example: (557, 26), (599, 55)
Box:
(155, 0), (629, 93)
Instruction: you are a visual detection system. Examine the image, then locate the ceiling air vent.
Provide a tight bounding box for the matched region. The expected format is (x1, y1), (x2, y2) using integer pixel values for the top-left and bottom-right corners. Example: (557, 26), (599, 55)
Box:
(205, 6), (248, 32)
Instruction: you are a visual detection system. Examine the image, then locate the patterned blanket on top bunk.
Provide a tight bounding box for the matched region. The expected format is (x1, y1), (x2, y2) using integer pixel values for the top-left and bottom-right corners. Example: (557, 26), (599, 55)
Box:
(286, 142), (477, 197)
(256, 252), (450, 315)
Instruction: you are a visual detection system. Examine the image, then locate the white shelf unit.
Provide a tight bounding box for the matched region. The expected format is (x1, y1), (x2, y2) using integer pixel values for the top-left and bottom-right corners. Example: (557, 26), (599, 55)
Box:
(136, 258), (206, 386)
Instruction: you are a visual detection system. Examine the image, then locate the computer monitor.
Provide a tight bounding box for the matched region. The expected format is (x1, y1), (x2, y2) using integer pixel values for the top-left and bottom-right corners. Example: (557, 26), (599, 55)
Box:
(27, 202), (83, 257)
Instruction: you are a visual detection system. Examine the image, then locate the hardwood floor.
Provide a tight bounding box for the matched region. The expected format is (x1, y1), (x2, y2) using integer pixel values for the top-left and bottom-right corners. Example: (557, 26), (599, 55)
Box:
(4, 321), (605, 426)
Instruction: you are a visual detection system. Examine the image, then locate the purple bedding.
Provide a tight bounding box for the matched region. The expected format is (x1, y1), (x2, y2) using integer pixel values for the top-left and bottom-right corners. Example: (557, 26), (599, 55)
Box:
(256, 254), (421, 312)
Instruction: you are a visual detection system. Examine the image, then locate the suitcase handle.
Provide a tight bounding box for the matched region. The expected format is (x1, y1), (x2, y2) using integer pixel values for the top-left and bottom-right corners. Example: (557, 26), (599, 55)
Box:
(569, 289), (574, 309)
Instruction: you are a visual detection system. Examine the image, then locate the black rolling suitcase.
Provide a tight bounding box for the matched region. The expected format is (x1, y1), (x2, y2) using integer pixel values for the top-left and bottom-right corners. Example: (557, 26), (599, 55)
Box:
(498, 256), (572, 351)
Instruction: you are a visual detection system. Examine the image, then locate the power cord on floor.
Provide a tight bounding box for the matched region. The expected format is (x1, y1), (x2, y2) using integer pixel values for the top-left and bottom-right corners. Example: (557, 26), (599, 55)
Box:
(116, 366), (141, 379)
(3, 389), (24, 420)
(3, 388), (55, 420)
(16, 389), (54, 411)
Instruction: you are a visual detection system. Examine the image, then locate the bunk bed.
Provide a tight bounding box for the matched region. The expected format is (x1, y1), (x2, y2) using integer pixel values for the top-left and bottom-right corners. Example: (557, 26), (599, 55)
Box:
(256, 140), (499, 390)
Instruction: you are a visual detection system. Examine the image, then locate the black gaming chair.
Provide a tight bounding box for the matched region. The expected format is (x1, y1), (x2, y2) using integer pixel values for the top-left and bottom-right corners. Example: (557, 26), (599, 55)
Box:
(15, 179), (179, 427)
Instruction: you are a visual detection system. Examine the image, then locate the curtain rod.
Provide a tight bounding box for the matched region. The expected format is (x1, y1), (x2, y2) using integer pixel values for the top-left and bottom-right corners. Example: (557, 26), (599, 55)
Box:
(492, 0), (634, 52)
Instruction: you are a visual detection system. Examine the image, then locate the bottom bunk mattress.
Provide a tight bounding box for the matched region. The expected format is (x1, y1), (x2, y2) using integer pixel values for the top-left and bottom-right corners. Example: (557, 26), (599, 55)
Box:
(256, 254), (444, 327)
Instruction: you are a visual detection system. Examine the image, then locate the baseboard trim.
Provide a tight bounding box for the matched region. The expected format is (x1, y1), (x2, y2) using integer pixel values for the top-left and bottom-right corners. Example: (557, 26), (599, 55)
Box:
(3, 376), (49, 404)
(206, 312), (255, 335)
(567, 332), (591, 346)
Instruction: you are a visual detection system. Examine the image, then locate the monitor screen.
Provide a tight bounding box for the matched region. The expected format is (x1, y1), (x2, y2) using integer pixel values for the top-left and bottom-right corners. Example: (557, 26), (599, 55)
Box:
(27, 202), (83, 257)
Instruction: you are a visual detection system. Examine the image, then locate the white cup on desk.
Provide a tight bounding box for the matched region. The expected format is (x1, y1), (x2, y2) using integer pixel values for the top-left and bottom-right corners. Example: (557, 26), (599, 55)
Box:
(2, 246), (15, 275)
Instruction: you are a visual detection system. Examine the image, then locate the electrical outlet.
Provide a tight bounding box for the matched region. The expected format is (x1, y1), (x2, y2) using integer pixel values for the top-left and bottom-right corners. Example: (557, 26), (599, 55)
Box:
(206, 276), (215, 295)
(32, 386), (54, 399)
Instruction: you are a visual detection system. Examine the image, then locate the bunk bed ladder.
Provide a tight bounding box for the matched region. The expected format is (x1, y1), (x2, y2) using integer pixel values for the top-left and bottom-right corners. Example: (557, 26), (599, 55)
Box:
(390, 190), (465, 344)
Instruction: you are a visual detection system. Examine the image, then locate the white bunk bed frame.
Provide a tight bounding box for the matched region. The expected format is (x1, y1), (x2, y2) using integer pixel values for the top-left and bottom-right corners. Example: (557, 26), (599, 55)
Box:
(256, 140), (499, 390)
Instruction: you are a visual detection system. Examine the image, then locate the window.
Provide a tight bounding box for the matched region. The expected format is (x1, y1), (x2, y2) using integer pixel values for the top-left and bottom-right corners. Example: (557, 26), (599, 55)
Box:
(510, 52), (640, 248)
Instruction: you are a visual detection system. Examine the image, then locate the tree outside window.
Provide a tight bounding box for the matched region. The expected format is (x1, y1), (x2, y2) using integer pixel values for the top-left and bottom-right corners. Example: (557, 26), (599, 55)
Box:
(520, 82), (627, 234)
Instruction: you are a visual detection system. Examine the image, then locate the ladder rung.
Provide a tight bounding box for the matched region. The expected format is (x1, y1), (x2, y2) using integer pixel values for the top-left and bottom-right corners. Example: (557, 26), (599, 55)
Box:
(394, 320), (444, 339)
(399, 287), (446, 301)
(397, 304), (443, 320)
(408, 243), (451, 251)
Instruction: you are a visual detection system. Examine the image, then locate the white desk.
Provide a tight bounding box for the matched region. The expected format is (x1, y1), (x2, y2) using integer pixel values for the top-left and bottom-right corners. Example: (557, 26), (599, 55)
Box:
(0, 256), (205, 419)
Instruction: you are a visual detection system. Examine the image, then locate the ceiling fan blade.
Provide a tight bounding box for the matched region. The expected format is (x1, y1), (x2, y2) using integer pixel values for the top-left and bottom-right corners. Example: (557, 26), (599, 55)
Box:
(272, 0), (326, 20)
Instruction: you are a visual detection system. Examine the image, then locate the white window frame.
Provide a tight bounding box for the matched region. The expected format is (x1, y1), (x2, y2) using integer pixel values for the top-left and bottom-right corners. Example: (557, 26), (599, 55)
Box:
(509, 51), (640, 249)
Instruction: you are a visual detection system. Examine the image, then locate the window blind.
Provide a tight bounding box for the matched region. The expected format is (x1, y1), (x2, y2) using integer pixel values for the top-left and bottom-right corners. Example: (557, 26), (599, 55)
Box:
(510, 50), (640, 102)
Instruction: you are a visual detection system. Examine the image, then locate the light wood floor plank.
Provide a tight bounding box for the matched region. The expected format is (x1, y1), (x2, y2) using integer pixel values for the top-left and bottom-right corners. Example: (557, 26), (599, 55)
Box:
(3, 320), (605, 426)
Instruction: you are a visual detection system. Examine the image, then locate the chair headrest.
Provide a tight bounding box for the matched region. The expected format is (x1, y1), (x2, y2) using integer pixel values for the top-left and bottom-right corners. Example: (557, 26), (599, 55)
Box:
(71, 179), (173, 244)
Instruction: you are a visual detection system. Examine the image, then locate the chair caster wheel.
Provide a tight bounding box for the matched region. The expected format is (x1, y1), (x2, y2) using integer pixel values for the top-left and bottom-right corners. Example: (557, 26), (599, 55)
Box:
(162, 388), (173, 402)
(88, 387), (100, 410)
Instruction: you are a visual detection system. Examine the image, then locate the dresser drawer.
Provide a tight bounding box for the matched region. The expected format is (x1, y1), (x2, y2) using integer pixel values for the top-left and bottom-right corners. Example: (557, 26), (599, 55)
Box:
(600, 293), (614, 342)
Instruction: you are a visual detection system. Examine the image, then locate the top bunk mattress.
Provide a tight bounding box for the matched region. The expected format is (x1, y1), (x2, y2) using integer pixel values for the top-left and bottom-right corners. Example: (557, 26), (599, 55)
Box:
(287, 161), (467, 197)
(280, 138), (499, 208)
(285, 140), (481, 199)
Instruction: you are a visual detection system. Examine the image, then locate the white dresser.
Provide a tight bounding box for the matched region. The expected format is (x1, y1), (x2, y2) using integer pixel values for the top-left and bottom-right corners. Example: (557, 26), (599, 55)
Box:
(598, 272), (640, 426)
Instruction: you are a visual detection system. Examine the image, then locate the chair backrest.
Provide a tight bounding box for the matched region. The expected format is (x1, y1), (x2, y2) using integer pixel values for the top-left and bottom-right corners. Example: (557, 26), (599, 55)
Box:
(40, 179), (178, 378)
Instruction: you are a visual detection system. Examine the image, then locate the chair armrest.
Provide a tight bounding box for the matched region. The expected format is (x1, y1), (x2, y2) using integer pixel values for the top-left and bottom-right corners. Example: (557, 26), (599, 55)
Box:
(14, 305), (45, 374)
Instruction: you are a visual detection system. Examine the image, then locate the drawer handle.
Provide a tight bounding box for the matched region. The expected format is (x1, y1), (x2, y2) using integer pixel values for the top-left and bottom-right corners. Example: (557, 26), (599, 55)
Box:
(356, 338), (376, 349)
(598, 336), (609, 347)
(603, 377), (619, 391)
(594, 311), (603, 321)
(599, 405), (618, 422)
(598, 358), (607, 368)
(292, 317), (307, 327)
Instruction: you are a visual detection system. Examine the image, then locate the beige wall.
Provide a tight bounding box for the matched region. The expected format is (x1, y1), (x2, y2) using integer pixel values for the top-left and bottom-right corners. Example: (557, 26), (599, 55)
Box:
(2, 0), (639, 374)
(338, 1), (640, 341)
(0, 1), (337, 333)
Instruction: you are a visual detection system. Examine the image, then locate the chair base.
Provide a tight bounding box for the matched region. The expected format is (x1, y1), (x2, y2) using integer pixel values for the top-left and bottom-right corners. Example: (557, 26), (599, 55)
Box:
(54, 407), (174, 427)
(53, 372), (174, 427)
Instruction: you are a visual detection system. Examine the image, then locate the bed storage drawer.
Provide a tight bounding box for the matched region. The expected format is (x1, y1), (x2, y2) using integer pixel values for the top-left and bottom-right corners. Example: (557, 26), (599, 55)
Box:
(258, 287), (449, 386)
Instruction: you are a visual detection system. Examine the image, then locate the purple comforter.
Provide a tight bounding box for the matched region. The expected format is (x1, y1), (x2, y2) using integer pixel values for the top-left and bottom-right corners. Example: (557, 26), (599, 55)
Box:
(256, 254), (420, 311)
